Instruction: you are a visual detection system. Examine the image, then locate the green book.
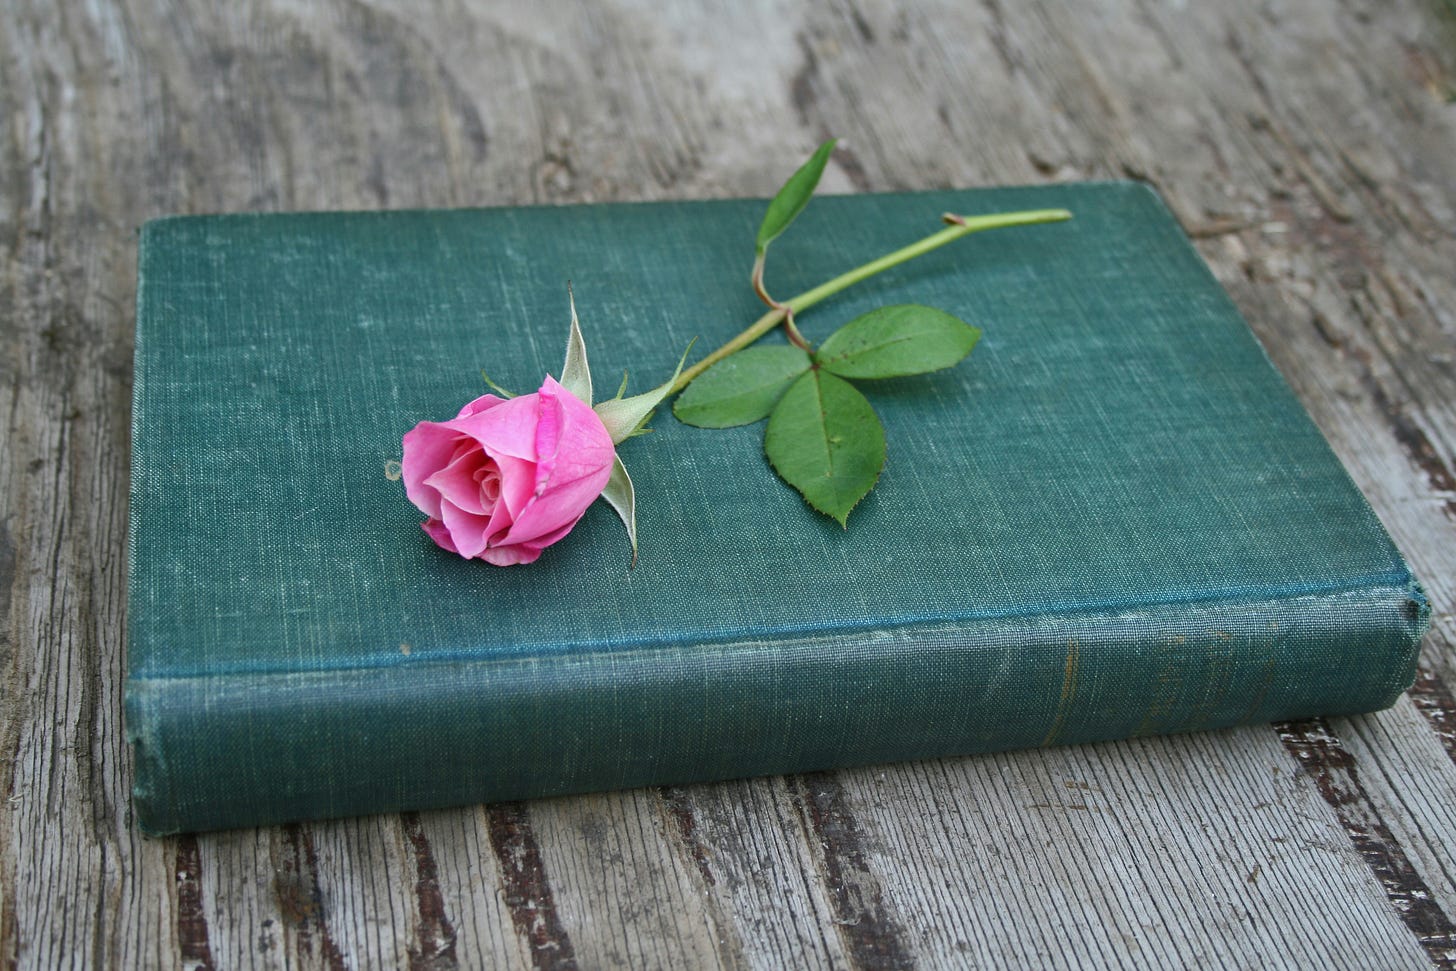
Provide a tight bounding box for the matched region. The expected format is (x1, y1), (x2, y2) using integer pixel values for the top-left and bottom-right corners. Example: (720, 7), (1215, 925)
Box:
(126, 183), (1429, 835)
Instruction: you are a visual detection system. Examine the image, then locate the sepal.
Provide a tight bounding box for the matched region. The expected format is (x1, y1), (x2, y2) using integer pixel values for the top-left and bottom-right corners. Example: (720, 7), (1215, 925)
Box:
(593, 341), (693, 445)
(598, 455), (638, 566)
(559, 286), (594, 405)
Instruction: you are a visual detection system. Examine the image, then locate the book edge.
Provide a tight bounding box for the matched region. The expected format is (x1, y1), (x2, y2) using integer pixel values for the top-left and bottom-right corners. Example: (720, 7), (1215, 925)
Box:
(132, 179), (1156, 230)
(125, 578), (1429, 835)
(122, 575), (1431, 688)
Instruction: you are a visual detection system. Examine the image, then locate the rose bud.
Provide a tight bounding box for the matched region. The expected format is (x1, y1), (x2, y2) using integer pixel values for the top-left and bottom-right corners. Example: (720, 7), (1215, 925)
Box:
(401, 376), (616, 565)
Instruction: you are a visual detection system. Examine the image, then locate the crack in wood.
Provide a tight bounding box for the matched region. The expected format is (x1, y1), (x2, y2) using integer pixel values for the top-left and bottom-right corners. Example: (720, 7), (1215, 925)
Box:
(1228, 23), (1358, 228)
(1277, 719), (1456, 968)
(793, 772), (914, 971)
(1408, 666), (1456, 771)
(173, 835), (215, 971)
(401, 812), (459, 971)
(2, 873), (18, 971)
(1302, 297), (1456, 524)
(92, 842), (108, 971)
(790, 33), (820, 126)
(0, 516), (22, 825)
(652, 786), (753, 970)
(485, 803), (577, 971)
(274, 824), (348, 971)
(0, 519), (15, 640)
(844, 1), (876, 45)
(1358, 367), (1456, 524)
(656, 787), (716, 888)
(1184, 217), (1248, 239)
(982, 0), (1021, 77)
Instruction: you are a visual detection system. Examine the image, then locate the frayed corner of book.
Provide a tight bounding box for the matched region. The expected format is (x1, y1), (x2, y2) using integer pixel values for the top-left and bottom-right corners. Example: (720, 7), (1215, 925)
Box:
(1405, 574), (1433, 642)
(1372, 572), (1434, 712)
(123, 678), (178, 838)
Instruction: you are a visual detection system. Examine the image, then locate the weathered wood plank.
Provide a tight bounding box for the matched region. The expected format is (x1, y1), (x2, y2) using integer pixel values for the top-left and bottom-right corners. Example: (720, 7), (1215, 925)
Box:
(1301, 710), (1456, 964)
(659, 779), (851, 970)
(1, 3), (177, 969)
(417, 808), (531, 970)
(844, 731), (1435, 969)
(3, 0), (1456, 968)
(527, 790), (727, 970)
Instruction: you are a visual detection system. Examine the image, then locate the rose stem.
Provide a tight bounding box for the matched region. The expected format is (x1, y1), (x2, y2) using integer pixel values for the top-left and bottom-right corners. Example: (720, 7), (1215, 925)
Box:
(668, 207), (1072, 395)
(750, 252), (813, 352)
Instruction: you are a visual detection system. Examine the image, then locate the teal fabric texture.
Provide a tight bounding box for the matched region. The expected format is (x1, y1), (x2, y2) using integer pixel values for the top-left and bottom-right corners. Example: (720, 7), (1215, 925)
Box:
(126, 183), (1429, 835)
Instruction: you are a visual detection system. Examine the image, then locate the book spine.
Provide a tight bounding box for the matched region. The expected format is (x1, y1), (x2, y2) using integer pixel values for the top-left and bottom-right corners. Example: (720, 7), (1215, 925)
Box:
(125, 581), (1428, 835)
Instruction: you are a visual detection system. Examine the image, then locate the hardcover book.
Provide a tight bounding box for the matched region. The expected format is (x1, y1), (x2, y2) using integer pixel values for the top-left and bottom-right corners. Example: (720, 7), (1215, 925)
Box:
(126, 183), (1429, 835)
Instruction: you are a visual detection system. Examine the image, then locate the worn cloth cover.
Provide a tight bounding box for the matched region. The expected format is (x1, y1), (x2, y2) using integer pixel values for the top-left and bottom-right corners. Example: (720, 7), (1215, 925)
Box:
(126, 183), (1429, 835)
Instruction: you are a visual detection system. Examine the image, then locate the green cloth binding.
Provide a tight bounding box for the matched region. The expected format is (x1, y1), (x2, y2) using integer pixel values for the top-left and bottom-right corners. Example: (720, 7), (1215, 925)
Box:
(126, 183), (1428, 835)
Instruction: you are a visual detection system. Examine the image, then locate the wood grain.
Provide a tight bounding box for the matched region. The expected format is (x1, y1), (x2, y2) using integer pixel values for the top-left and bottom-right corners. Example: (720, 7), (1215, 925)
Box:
(3, 0), (1455, 967)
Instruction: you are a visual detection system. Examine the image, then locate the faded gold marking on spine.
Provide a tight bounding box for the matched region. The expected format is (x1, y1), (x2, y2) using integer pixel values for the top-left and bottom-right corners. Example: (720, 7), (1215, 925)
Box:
(1136, 663), (1183, 737)
(1041, 638), (1080, 746)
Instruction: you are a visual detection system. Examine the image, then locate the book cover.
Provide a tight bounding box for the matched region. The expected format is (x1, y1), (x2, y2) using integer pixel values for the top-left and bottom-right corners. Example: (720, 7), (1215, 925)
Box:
(125, 182), (1429, 836)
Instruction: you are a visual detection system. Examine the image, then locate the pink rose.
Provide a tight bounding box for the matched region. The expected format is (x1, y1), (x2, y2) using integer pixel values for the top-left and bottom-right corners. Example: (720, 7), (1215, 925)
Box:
(401, 376), (617, 565)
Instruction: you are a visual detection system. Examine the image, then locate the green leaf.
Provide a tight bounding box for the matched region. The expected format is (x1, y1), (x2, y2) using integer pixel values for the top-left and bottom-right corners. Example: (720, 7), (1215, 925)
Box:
(755, 139), (836, 255)
(815, 304), (981, 380)
(673, 346), (812, 428)
(594, 341), (694, 445)
(559, 286), (593, 405)
(598, 454), (638, 566)
(764, 369), (886, 527)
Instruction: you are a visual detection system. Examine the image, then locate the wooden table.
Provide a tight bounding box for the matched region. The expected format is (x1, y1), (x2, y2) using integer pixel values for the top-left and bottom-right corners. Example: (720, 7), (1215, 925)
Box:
(3, 2), (1454, 967)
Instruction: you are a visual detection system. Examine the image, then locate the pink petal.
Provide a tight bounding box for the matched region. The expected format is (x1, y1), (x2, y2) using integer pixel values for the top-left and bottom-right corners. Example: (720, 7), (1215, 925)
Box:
(532, 379), (567, 497)
(456, 394), (507, 419)
(485, 485), (519, 546)
(543, 375), (617, 484)
(483, 515), (585, 566)
(401, 422), (465, 520)
(492, 454), (536, 520)
(522, 516), (583, 552)
(491, 375), (616, 548)
(478, 543), (545, 567)
(493, 470), (610, 547)
(439, 498), (492, 559)
(445, 393), (543, 461)
(423, 444), (493, 516)
(420, 517), (459, 554)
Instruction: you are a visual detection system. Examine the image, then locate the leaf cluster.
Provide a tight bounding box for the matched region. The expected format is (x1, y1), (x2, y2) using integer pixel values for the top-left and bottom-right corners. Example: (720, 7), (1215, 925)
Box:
(675, 304), (980, 525)
(673, 141), (983, 526)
